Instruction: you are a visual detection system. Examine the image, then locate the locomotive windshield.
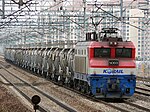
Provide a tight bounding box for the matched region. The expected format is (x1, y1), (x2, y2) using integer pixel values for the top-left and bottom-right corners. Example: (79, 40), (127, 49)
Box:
(94, 48), (110, 58)
(116, 48), (132, 58)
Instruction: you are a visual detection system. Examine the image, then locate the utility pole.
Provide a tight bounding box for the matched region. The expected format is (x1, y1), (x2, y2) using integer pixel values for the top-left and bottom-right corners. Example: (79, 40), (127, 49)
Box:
(139, 0), (149, 76)
(83, 0), (86, 40)
(83, 0), (86, 29)
(2, 0), (5, 19)
(120, 0), (123, 39)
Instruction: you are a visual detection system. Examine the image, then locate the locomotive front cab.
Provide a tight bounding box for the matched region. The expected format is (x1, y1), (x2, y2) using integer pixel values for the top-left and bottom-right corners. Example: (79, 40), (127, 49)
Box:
(88, 29), (136, 98)
(89, 43), (136, 98)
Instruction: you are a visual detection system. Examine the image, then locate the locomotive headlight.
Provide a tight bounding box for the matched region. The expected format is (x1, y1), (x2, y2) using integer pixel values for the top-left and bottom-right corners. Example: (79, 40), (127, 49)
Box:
(109, 42), (113, 45)
(114, 42), (118, 45)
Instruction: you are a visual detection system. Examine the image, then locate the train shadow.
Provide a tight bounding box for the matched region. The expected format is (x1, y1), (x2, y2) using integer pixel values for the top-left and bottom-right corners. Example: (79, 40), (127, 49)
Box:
(100, 97), (138, 103)
(101, 98), (124, 103)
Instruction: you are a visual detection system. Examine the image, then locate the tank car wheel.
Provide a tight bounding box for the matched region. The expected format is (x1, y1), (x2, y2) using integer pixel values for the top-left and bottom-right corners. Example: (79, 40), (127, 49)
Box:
(36, 69), (40, 75)
(87, 86), (92, 96)
(41, 70), (45, 78)
(28, 66), (30, 70)
(58, 76), (61, 81)
(35, 68), (37, 73)
(30, 67), (32, 71)
(54, 75), (59, 82)
(64, 77), (69, 86)
(74, 80), (81, 91)
(32, 67), (34, 71)
(42, 72), (46, 78)
(30, 66), (31, 70)
(77, 85), (81, 91)
(37, 69), (40, 74)
(85, 85), (89, 94)
(46, 72), (50, 80)
(57, 76), (63, 84)
(61, 77), (65, 85)
(68, 80), (74, 88)
(73, 80), (77, 89)
(81, 87), (85, 93)
(48, 73), (52, 80)
(41, 70), (44, 75)
(51, 73), (56, 81)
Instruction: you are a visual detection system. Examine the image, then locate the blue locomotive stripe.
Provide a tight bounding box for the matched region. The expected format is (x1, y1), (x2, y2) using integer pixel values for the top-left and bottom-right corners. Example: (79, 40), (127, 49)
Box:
(89, 74), (135, 77)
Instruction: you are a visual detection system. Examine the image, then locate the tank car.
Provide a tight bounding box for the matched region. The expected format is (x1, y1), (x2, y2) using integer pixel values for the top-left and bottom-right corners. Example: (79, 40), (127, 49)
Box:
(41, 48), (49, 75)
(36, 48), (45, 74)
(33, 48), (39, 73)
(22, 48), (27, 68)
(4, 48), (15, 62)
(26, 48), (32, 70)
(29, 48), (35, 71)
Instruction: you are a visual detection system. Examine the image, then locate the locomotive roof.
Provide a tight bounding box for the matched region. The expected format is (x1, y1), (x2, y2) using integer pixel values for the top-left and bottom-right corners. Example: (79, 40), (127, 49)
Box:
(76, 41), (135, 48)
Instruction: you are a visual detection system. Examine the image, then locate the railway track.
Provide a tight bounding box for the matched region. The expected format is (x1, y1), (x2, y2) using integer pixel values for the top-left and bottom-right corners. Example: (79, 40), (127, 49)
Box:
(0, 59), (150, 112)
(137, 76), (150, 83)
(58, 82), (150, 112)
(0, 73), (47, 112)
(144, 84), (150, 87)
(9, 64), (150, 112)
(135, 87), (150, 97)
(136, 86), (150, 92)
(0, 61), (126, 112)
(0, 62), (77, 112)
(123, 100), (150, 112)
(57, 83), (129, 112)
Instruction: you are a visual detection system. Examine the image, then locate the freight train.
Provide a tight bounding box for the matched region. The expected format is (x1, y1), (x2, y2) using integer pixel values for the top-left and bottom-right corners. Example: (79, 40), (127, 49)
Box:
(4, 28), (136, 98)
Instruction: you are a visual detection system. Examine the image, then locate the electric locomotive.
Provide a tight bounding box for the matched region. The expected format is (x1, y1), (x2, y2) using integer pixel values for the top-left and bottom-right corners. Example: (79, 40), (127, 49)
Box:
(74, 28), (136, 98)
(4, 28), (136, 98)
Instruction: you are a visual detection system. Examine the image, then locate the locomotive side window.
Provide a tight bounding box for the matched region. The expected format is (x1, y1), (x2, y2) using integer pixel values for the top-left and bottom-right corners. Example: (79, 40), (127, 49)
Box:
(116, 48), (132, 58)
(94, 48), (110, 58)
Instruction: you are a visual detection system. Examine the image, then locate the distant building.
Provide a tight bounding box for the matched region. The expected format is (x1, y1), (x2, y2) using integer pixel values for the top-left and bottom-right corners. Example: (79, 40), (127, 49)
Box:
(101, 0), (149, 59)
(39, 0), (149, 59)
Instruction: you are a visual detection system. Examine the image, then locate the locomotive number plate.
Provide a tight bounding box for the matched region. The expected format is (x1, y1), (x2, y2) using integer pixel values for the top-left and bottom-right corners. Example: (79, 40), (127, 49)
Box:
(109, 59), (119, 66)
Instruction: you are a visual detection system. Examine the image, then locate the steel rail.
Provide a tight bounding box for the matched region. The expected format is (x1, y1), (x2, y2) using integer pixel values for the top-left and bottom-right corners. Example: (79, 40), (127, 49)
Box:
(136, 86), (150, 92)
(124, 101), (150, 112)
(2, 58), (150, 112)
(136, 76), (150, 82)
(0, 63), (77, 112)
(34, 74), (129, 112)
(0, 59), (128, 112)
(0, 73), (48, 112)
(135, 90), (150, 96)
